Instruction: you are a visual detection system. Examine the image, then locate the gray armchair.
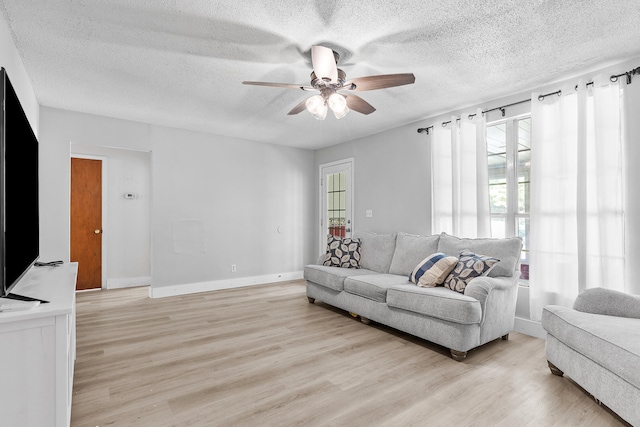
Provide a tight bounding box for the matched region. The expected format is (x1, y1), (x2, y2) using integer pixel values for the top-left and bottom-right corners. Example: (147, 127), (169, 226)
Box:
(541, 287), (640, 426)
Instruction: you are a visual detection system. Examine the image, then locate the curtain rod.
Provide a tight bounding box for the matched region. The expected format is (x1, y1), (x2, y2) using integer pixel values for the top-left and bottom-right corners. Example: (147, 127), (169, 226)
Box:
(417, 64), (639, 135)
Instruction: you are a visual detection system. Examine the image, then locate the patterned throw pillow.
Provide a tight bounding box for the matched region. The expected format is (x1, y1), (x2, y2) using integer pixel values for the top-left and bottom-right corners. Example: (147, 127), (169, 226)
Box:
(409, 252), (459, 287)
(443, 250), (500, 293)
(323, 235), (362, 268)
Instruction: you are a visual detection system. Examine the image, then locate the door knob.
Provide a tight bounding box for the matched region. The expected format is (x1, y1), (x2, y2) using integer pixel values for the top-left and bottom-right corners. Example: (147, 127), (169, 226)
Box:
(94, 229), (101, 234)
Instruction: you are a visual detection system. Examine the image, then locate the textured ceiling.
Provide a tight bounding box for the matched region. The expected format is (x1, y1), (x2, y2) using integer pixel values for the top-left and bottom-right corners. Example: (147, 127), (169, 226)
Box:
(1, 0), (639, 150)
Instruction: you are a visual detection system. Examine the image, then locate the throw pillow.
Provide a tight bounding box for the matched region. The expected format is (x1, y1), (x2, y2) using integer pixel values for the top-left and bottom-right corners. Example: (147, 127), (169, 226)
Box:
(323, 235), (362, 268)
(409, 252), (459, 287)
(444, 250), (500, 293)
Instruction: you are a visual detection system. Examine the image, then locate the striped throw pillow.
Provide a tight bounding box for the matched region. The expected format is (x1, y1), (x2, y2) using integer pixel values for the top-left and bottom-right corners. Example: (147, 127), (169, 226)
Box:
(409, 252), (459, 287)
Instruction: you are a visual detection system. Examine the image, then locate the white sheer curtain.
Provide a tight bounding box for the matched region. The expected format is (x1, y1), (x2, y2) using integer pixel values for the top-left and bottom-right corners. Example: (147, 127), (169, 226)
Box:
(623, 78), (640, 296)
(431, 108), (490, 238)
(529, 76), (634, 321)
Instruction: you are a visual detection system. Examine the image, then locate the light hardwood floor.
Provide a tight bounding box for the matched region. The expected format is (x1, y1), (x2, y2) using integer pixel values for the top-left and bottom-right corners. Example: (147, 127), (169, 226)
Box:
(71, 281), (628, 426)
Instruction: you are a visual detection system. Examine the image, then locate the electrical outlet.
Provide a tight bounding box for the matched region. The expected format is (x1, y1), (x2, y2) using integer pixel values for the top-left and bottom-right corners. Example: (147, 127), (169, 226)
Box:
(366, 210), (373, 218)
(231, 264), (237, 272)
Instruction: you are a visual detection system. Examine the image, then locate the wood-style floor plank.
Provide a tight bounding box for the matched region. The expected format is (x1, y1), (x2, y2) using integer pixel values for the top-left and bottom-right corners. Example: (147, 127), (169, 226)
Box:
(71, 281), (629, 426)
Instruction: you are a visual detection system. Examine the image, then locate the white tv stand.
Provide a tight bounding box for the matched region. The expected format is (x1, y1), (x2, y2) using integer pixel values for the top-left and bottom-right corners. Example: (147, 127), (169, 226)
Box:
(0, 262), (78, 427)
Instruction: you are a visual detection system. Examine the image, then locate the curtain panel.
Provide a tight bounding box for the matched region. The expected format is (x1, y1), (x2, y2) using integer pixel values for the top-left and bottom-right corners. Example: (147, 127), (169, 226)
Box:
(529, 76), (638, 321)
(431, 108), (490, 238)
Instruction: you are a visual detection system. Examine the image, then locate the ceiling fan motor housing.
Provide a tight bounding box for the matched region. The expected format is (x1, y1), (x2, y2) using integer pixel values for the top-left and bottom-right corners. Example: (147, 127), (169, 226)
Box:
(310, 68), (347, 88)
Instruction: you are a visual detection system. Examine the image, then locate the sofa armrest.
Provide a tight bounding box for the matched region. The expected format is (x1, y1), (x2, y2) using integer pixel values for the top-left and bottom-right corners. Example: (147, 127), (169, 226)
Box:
(573, 287), (640, 319)
(464, 274), (518, 306)
(464, 273), (520, 342)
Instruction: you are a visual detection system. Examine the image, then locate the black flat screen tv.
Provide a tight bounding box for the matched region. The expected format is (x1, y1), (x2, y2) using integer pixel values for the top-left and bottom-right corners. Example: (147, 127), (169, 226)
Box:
(0, 67), (40, 300)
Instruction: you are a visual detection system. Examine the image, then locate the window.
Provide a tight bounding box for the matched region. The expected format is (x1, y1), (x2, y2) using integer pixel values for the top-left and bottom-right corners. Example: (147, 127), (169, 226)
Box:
(487, 116), (530, 281)
(327, 172), (347, 237)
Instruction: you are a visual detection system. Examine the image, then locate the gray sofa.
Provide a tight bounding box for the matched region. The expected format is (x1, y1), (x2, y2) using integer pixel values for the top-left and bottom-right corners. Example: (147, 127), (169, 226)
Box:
(304, 231), (523, 361)
(542, 288), (640, 426)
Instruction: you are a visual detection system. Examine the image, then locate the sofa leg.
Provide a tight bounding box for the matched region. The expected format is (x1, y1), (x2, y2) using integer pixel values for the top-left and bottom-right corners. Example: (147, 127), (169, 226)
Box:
(501, 333), (509, 340)
(360, 316), (371, 325)
(547, 361), (564, 376)
(450, 350), (467, 361)
(307, 297), (315, 304)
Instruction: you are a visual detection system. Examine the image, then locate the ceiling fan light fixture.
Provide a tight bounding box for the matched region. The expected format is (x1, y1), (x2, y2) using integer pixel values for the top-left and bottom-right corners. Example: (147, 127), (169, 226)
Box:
(306, 94), (327, 120)
(328, 93), (349, 119)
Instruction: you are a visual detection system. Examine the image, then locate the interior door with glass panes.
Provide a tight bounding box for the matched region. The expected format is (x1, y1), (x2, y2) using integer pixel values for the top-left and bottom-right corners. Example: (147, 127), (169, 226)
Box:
(320, 159), (354, 254)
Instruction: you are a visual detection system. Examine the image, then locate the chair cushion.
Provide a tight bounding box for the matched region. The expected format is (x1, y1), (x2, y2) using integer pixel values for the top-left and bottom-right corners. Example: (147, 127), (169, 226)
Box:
(542, 305), (640, 390)
(389, 232), (440, 276)
(387, 285), (482, 324)
(437, 232), (522, 277)
(344, 274), (411, 303)
(304, 265), (376, 292)
(352, 231), (397, 273)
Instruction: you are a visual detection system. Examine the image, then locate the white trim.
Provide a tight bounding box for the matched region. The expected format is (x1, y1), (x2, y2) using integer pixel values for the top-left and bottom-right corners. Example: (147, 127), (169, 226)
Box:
(514, 316), (547, 339)
(70, 154), (108, 289)
(148, 271), (304, 299)
(106, 276), (151, 289)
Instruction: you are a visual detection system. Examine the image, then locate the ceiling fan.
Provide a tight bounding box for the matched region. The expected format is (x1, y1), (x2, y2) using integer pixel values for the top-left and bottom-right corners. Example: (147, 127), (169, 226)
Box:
(242, 45), (415, 120)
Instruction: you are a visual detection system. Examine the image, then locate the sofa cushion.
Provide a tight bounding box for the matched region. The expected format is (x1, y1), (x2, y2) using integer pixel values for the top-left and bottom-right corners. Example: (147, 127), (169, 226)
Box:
(437, 233), (522, 277)
(389, 232), (440, 276)
(443, 251), (500, 293)
(304, 265), (377, 292)
(542, 305), (640, 390)
(352, 231), (397, 273)
(344, 274), (411, 303)
(409, 252), (458, 287)
(323, 235), (362, 268)
(387, 285), (482, 324)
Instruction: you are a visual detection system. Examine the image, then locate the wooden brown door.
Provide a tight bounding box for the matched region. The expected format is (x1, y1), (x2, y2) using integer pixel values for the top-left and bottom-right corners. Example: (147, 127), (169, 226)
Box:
(70, 158), (102, 290)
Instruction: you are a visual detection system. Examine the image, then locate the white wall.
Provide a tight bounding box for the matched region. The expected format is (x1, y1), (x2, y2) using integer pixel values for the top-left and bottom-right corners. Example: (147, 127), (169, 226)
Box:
(0, 14), (38, 134)
(150, 126), (316, 295)
(38, 107), (316, 296)
(315, 125), (431, 244)
(38, 107), (153, 263)
(71, 144), (151, 288)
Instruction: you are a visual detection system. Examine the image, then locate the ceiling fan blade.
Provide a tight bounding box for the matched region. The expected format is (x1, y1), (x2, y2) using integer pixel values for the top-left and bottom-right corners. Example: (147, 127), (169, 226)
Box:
(311, 45), (338, 83)
(242, 81), (314, 91)
(344, 94), (376, 115)
(343, 73), (415, 91)
(287, 99), (308, 115)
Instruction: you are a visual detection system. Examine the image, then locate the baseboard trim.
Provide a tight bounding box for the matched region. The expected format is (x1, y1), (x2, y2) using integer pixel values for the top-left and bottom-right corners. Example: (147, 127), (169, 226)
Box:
(106, 276), (151, 289)
(149, 271), (304, 298)
(514, 316), (547, 339)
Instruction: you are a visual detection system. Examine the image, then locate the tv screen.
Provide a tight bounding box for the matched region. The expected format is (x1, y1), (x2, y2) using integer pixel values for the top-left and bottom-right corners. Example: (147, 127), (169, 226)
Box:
(0, 67), (40, 298)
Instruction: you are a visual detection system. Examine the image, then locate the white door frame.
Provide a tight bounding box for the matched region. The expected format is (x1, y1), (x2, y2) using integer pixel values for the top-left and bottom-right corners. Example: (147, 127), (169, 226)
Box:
(319, 158), (355, 255)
